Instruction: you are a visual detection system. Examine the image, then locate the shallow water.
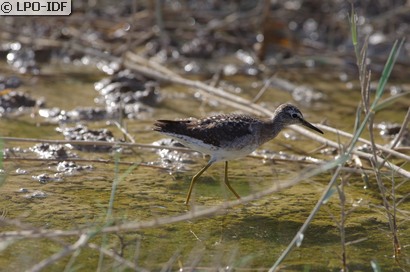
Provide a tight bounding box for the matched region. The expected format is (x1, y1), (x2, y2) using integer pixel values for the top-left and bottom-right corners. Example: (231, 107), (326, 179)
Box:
(0, 60), (409, 271)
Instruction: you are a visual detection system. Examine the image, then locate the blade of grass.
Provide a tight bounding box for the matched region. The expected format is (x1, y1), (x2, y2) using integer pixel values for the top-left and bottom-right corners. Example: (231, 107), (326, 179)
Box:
(349, 3), (359, 61)
(372, 39), (405, 104)
(374, 91), (410, 112)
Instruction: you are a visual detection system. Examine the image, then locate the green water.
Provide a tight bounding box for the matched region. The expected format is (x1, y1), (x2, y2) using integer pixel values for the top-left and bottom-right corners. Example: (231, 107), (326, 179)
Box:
(0, 62), (409, 271)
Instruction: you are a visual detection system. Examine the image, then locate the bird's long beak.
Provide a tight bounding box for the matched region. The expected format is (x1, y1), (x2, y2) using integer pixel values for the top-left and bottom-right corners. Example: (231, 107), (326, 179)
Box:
(300, 118), (324, 134)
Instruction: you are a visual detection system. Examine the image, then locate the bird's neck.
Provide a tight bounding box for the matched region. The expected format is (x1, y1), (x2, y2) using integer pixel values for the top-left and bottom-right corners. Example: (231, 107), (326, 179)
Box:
(258, 116), (286, 144)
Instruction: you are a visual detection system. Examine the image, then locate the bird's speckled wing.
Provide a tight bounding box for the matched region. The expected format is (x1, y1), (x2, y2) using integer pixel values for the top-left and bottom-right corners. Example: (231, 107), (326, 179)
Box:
(153, 114), (260, 147)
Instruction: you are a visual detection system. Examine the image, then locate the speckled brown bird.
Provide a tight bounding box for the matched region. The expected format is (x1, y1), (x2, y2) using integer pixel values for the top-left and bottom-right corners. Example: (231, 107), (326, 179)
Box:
(154, 103), (323, 204)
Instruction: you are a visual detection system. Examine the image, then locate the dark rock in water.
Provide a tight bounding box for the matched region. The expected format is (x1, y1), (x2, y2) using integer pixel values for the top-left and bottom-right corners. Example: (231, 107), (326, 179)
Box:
(24, 190), (48, 199)
(56, 124), (116, 152)
(94, 69), (161, 119)
(377, 122), (410, 147)
(0, 91), (44, 116)
(0, 75), (22, 90)
(32, 173), (61, 184)
(56, 161), (93, 174)
(30, 143), (75, 160)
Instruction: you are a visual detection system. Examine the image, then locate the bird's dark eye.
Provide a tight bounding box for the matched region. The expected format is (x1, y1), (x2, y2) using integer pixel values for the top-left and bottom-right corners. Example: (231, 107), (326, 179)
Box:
(291, 113), (299, 118)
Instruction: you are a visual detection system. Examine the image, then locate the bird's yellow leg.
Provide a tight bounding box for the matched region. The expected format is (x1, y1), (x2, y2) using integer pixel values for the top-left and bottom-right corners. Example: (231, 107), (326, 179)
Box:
(185, 161), (213, 205)
(223, 161), (241, 199)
